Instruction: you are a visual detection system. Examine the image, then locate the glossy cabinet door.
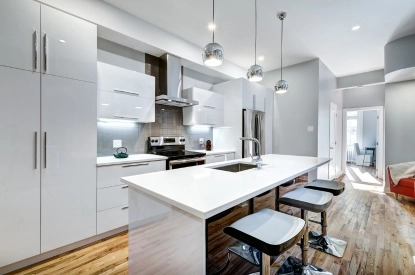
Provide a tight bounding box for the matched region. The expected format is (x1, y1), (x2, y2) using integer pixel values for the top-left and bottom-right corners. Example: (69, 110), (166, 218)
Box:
(41, 5), (97, 83)
(97, 62), (155, 99)
(97, 90), (155, 123)
(0, 0), (40, 72)
(242, 80), (265, 112)
(41, 75), (97, 253)
(0, 67), (40, 266)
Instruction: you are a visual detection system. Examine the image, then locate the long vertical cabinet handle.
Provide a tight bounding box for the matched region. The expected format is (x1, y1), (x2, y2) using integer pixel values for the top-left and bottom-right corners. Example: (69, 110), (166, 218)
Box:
(43, 34), (47, 72)
(34, 132), (38, 169)
(44, 132), (47, 168)
(34, 31), (38, 70)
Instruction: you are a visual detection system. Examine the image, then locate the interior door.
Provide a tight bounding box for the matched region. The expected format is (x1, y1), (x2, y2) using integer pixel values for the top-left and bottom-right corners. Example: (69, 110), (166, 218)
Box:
(329, 102), (337, 180)
(0, 0), (40, 72)
(41, 74), (97, 253)
(0, 67), (40, 266)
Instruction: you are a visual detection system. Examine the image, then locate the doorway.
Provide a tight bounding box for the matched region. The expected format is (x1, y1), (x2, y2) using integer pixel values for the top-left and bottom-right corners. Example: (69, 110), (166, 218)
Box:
(329, 102), (338, 180)
(342, 106), (384, 179)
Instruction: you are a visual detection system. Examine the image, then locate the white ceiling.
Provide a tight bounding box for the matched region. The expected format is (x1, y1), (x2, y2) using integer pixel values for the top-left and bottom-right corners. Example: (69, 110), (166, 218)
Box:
(103, 0), (415, 77)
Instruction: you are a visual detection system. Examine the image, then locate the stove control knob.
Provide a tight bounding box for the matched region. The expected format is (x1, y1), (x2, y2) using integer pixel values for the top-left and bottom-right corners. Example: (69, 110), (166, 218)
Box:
(155, 139), (159, 143)
(182, 139), (185, 142)
(151, 139), (155, 143)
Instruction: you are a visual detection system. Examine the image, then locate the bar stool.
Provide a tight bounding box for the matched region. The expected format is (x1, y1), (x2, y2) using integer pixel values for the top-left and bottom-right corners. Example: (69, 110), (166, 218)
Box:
(304, 179), (347, 258)
(277, 188), (333, 275)
(224, 208), (306, 275)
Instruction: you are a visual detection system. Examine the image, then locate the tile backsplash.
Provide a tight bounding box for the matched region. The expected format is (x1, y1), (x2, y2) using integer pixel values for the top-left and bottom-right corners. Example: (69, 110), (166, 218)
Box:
(97, 105), (213, 156)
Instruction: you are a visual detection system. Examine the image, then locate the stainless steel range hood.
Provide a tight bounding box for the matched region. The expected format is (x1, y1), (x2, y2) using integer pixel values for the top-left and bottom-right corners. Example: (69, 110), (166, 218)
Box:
(155, 53), (198, 107)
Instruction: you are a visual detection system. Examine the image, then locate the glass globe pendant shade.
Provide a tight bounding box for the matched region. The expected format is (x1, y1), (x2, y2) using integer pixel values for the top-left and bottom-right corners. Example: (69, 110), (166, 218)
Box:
(247, 64), (264, 82)
(202, 42), (224, 67)
(275, 79), (289, 94)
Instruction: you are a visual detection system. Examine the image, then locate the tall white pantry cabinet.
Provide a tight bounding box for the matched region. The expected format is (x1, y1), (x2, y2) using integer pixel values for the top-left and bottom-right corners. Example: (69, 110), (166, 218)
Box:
(0, 0), (97, 267)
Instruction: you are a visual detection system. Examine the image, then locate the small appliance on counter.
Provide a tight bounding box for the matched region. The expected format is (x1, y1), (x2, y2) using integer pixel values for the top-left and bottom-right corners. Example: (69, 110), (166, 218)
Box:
(205, 140), (212, 151)
(113, 147), (129, 158)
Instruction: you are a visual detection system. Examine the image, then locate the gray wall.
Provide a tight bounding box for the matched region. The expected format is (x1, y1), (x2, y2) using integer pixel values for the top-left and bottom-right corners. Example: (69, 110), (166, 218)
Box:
(262, 59), (320, 157)
(385, 80), (415, 165)
(343, 84), (385, 108)
(362, 110), (377, 148)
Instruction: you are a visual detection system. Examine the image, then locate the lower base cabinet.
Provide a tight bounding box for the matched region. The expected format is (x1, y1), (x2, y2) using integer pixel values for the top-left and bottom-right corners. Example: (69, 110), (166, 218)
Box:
(205, 152), (235, 164)
(97, 205), (129, 234)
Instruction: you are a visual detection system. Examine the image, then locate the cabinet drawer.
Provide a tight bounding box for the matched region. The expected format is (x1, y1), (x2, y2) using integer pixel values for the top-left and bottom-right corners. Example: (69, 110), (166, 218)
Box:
(97, 160), (165, 188)
(97, 90), (155, 123)
(206, 154), (226, 164)
(97, 62), (155, 99)
(226, 153), (235, 161)
(183, 88), (224, 110)
(97, 185), (129, 211)
(97, 205), (128, 234)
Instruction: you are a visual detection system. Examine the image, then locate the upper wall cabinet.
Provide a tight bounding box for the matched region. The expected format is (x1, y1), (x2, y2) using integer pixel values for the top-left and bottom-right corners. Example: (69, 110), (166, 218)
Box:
(41, 5), (97, 83)
(182, 88), (224, 127)
(97, 62), (155, 123)
(0, 0), (40, 72)
(242, 80), (266, 112)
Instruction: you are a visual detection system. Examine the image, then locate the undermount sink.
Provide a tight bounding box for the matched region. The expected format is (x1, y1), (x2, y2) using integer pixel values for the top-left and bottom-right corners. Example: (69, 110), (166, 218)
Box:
(209, 162), (259, 173)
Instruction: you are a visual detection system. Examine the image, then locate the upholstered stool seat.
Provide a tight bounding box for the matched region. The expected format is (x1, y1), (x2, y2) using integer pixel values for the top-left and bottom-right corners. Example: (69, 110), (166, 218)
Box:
(224, 208), (306, 275)
(277, 188), (333, 275)
(304, 179), (347, 258)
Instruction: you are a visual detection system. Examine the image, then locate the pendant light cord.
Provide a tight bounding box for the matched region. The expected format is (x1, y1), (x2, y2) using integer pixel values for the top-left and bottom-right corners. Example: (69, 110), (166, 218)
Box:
(280, 18), (283, 80)
(212, 0), (215, 43)
(255, 0), (257, 65)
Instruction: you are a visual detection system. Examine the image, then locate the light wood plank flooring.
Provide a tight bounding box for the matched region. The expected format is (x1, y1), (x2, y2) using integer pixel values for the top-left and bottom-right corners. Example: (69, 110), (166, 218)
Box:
(9, 167), (415, 274)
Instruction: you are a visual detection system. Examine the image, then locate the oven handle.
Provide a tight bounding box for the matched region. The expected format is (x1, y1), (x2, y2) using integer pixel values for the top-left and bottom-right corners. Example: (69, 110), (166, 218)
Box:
(169, 157), (206, 170)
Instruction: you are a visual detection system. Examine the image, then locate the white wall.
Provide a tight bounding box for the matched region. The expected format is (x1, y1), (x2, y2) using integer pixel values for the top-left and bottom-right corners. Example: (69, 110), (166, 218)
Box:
(183, 68), (224, 91)
(362, 110), (377, 148)
(385, 80), (415, 166)
(343, 84), (385, 108)
(262, 59), (320, 157)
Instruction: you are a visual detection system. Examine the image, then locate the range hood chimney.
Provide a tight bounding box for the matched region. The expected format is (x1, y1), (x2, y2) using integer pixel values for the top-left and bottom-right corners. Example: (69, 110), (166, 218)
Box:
(155, 53), (198, 107)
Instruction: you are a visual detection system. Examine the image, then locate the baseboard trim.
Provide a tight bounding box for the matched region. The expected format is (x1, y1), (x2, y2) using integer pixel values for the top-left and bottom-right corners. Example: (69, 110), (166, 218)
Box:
(0, 226), (128, 275)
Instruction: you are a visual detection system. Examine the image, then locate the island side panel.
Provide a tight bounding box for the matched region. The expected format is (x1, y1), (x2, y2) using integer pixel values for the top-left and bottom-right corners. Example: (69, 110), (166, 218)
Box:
(129, 187), (206, 274)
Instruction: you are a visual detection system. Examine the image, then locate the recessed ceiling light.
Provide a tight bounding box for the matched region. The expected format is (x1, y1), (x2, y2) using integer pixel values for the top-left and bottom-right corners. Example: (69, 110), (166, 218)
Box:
(208, 23), (216, 31)
(135, 106), (142, 109)
(59, 39), (66, 43)
(101, 103), (109, 106)
(257, 56), (265, 61)
(351, 25), (360, 31)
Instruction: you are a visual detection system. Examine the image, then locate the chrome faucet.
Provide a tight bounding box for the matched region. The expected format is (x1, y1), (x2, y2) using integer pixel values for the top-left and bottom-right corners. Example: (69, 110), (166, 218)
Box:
(240, 137), (263, 168)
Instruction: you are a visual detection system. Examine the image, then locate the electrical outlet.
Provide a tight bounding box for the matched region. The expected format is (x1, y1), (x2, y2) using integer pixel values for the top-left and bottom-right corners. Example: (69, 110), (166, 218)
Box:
(199, 138), (204, 145)
(307, 126), (314, 132)
(113, 140), (122, 148)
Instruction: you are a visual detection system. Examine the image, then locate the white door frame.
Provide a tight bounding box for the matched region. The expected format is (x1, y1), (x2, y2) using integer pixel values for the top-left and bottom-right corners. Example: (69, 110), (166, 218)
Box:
(342, 106), (385, 180)
(329, 102), (338, 180)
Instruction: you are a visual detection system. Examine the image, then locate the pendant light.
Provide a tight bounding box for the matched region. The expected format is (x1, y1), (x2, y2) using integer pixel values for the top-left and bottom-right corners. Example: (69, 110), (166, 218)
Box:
(275, 12), (288, 94)
(202, 0), (224, 67)
(247, 0), (264, 82)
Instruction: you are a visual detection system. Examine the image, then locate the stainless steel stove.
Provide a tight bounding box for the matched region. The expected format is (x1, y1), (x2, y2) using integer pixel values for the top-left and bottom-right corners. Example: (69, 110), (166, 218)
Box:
(148, 136), (206, 170)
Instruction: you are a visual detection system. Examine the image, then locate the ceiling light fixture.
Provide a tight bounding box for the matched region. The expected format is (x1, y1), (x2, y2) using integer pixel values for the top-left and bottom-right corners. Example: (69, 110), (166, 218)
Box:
(275, 12), (289, 94)
(208, 23), (216, 30)
(352, 25), (360, 31)
(247, 0), (264, 82)
(258, 56), (265, 61)
(202, 0), (224, 67)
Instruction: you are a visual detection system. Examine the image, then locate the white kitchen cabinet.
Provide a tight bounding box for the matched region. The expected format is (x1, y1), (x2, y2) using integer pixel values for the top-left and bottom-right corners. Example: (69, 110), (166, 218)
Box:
(242, 81), (265, 112)
(97, 90), (155, 123)
(41, 5), (97, 83)
(41, 75), (97, 253)
(0, 67), (41, 267)
(97, 160), (166, 189)
(97, 185), (129, 212)
(182, 88), (224, 126)
(226, 152), (235, 161)
(206, 154), (226, 164)
(97, 62), (155, 99)
(0, 0), (40, 72)
(97, 205), (129, 235)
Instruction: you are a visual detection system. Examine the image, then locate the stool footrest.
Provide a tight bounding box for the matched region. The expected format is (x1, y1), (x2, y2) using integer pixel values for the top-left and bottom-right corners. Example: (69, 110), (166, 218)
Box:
(309, 231), (347, 258)
(309, 219), (321, 224)
(228, 240), (260, 266)
(276, 256), (333, 275)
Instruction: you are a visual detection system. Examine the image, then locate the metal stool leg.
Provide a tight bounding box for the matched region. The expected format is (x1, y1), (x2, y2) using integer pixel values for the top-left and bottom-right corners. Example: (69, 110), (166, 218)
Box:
(277, 209), (332, 275)
(308, 210), (347, 258)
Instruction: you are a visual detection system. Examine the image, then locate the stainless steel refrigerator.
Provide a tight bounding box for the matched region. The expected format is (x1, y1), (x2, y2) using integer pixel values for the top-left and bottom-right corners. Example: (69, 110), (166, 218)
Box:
(242, 109), (265, 158)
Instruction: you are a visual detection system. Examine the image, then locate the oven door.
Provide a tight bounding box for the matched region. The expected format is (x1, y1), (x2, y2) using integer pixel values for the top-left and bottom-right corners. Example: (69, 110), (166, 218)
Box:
(168, 157), (206, 170)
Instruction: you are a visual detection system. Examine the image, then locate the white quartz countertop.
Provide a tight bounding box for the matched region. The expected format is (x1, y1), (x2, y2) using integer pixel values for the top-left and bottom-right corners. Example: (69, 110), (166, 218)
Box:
(189, 149), (236, 155)
(122, 154), (330, 219)
(97, 154), (167, 167)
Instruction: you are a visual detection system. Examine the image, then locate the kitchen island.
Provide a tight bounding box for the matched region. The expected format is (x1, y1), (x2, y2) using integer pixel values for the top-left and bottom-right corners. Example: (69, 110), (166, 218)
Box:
(121, 154), (330, 274)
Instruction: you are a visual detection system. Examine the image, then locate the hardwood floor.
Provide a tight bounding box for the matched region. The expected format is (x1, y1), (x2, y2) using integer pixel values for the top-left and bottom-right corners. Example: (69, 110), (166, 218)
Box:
(9, 168), (415, 275)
